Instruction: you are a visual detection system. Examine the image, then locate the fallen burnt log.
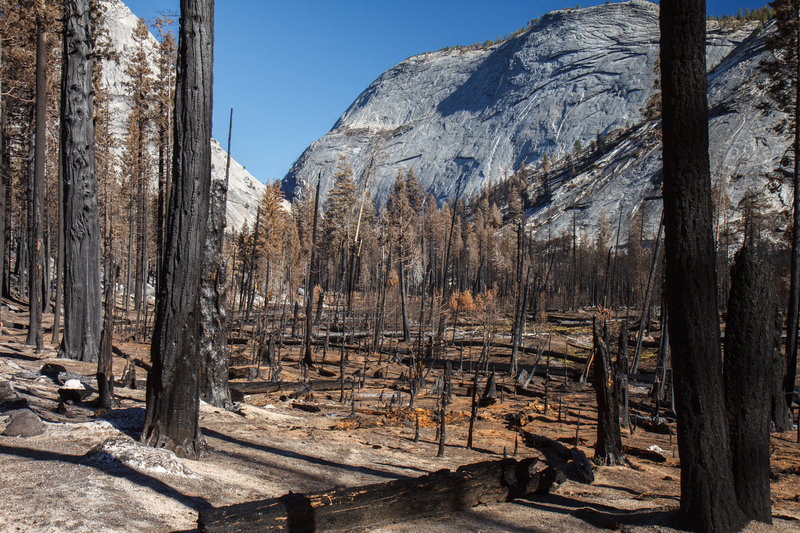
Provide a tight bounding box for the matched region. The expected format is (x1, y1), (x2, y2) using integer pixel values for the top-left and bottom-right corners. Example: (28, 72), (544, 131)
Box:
(518, 429), (594, 483)
(198, 458), (564, 532)
(623, 445), (667, 463)
(452, 339), (586, 362)
(402, 356), (583, 381)
(228, 379), (353, 396)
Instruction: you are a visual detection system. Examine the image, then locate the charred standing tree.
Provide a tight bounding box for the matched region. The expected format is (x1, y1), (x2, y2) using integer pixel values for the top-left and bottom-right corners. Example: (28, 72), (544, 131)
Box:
(26, 2), (47, 352)
(723, 244), (776, 524)
(762, 0), (800, 417)
(615, 319), (630, 430)
(302, 175), (321, 368)
(200, 107), (233, 410)
(60, 0), (102, 363)
(660, 1), (746, 531)
(142, 0), (214, 459)
(97, 261), (115, 408)
(591, 319), (626, 466)
(51, 148), (64, 345)
(0, 40), (6, 310)
(510, 216), (526, 377)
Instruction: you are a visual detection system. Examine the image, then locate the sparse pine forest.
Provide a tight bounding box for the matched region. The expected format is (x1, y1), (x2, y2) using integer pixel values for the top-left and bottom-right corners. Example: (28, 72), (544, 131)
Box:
(0, 0), (798, 531)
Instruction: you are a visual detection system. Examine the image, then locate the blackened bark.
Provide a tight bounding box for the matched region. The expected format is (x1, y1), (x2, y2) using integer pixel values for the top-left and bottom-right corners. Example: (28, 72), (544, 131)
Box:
(143, 0), (213, 459)
(399, 254), (410, 343)
(652, 305), (670, 401)
(60, 0), (102, 363)
(0, 44), (6, 310)
(302, 175), (321, 368)
(467, 368), (478, 450)
(771, 306), (791, 430)
(373, 246), (389, 354)
(724, 244), (775, 524)
(660, 2), (745, 531)
(592, 319), (625, 466)
(615, 320), (630, 430)
(200, 107), (233, 409)
(51, 149), (64, 345)
(98, 146), (116, 409)
(510, 221), (526, 377)
(437, 361), (451, 457)
(98, 261), (115, 408)
(244, 207), (259, 325)
(26, 10), (46, 351)
(785, 11), (800, 415)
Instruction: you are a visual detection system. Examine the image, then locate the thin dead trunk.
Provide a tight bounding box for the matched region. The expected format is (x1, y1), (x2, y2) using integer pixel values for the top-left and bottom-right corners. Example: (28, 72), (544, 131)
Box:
(25, 8), (46, 351)
(200, 107), (233, 409)
(399, 253), (410, 343)
(592, 319), (626, 466)
(302, 174), (321, 368)
(51, 137), (63, 345)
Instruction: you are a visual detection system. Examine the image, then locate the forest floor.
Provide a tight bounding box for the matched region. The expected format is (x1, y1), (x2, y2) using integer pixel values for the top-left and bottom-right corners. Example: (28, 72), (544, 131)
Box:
(0, 299), (799, 532)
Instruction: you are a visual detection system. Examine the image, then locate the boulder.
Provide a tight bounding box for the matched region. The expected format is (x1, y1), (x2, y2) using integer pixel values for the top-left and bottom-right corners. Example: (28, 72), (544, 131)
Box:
(2, 409), (45, 437)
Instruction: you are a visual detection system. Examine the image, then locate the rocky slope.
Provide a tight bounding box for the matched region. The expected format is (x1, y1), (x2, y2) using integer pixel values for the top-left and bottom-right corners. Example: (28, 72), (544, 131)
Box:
(282, 0), (786, 243)
(101, 0), (264, 233)
(525, 17), (788, 243)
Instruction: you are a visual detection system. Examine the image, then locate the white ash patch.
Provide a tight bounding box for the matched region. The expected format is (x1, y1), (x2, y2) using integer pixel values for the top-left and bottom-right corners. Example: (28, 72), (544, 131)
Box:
(86, 436), (199, 479)
(62, 379), (87, 390)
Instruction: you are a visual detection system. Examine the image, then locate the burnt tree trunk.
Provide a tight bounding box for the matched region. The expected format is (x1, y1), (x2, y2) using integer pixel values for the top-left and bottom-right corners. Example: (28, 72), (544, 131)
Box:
(26, 7), (46, 351)
(652, 303), (670, 401)
(723, 244), (775, 524)
(97, 260), (115, 408)
(771, 304), (791, 430)
(399, 253), (410, 343)
(437, 361), (451, 457)
(98, 151), (116, 408)
(510, 220), (526, 378)
(200, 107), (233, 409)
(51, 144), (64, 345)
(243, 206), (259, 325)
(302, 174), (320, 368)
(143, 0), (213, 459)
(592, 319), (625, 466)
(660, 1), (746, 530)
(616, 319), (630, 430)
(60, 0), (102, 363)
(785, 7), (800, 417)
(0, 41), (6, 310)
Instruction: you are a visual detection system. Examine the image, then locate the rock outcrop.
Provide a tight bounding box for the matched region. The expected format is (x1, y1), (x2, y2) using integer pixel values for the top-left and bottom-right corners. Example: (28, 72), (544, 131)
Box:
(283, 1), (786, 243)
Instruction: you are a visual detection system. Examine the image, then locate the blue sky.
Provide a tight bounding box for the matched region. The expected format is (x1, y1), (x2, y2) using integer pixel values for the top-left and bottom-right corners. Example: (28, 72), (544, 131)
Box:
(121, 0), (773, 184)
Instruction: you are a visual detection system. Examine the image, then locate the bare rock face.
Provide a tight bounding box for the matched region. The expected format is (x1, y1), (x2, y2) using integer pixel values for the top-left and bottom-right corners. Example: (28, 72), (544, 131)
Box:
(2, 409), (45, 438)
(283, 1), (785, 243)
(526, 20), (790, 243)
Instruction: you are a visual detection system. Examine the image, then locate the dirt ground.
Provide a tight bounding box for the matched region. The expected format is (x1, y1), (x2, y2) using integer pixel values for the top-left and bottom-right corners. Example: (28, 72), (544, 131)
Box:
(0, 301), (799, 533)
